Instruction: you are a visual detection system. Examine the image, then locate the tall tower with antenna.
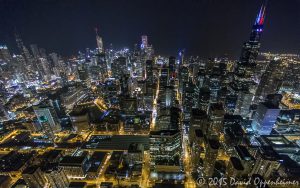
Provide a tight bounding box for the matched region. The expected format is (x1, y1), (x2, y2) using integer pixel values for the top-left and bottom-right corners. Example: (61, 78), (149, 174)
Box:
(239, 0), (268, 67)
(235, 0), (268, 81)
(233, 0), (268, 118)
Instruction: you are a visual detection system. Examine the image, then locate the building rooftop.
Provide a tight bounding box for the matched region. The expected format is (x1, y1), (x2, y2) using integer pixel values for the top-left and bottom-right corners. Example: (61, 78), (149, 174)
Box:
(258, 135), (294, 147)
(194, 129), (204, 138)
(230, 157), (244, 171)
(22, 165), (39, 174)
(150, 130), (180, 137)
(191, 109), (207, 119)
(42, 162), (61, 173)
(69, 108), (89, 116)
(208, 139), (220, 150)
(224, 114), (243, 121)
(69, 182), (87, 188)
(83, 135), (149, 150)
(60, 156), (87, 166)
(235, 145), (254, 161)
(40, 149), (62, 161)
(128, 143), (144, 153)
(90, 151), (106, 162)
(259, 146), (281, 161)
(0, 151), (34, 172)
(110, 151), (123, 162)
(279, 155), (300, 177)
(210, 103), (224, 112)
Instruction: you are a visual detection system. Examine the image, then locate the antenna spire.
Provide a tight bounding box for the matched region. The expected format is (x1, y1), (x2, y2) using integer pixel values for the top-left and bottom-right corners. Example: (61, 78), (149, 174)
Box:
(255, 0), (268, 26)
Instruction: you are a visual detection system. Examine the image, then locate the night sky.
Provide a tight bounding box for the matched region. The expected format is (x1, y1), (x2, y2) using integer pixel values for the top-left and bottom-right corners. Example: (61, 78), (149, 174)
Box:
(0, 0), (299, 58)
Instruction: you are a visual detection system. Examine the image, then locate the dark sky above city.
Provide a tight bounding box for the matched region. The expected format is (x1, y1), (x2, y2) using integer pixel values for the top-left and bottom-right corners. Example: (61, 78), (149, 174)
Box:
(0, 0), (299, 58)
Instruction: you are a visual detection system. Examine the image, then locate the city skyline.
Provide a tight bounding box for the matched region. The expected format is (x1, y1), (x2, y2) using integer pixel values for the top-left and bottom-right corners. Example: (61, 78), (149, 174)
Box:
(0, 0), (299, 57)
(1, 0), (300, 188)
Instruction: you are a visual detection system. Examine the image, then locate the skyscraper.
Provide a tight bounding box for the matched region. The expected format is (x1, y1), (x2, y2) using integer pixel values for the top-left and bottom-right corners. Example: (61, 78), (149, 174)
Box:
(22, 166), (47, 188)
(39, 57), (51, 80)
(204, 139), (220, 177)
(234, 91), (253, 118)
(30, 44), (40, 59)
(95, 28), (104, 54)
(227, 157), (245, 178)
(255, 60), (283, 102)
(0, 45), (12, 63)
(34, 105), (61, 139)
(43, 163), (69, 188)
(168, 56), (176, 77)
(251, 146), (280, 179)
(15, 32), (33, 67)
(111, 57), (127, 79)
(141, 35), (148, 50)
(77, 64), (90, 83)
(208, 74), (221, 103)
(238, 1), (267, 72)
(208, 103), (225, 139)
(235, 0), (268, 95)
(198, 87), (210, 112)
(251, 102), (280, 135)
(149, 130), (184, 181)
(146, 60), (154, 83)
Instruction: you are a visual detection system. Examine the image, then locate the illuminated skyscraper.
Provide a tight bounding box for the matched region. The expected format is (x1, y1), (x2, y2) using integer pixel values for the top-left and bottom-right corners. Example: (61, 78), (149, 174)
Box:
(111, 57), (127, 79)
(198, 87), (210, 112)
(178, 49), (184, 66)
(235, 0), (268, 98)
(141, 35), (148, 50)
(204, 139), (220, 177)
(15, 32), (33, 66)
(251, 146), (280, 179)
(168, 56), (176, 77)
(227, 157), (244, 178)
(207, 103), (224, 139)
(34, 105), (61, 139)
(149, 130), (181, 162)
(0, 45), (12, 63)
(95, 28), (104, 54)
(59, 153), (89, 178)
(160, 67), (169, 87)
(77, 64), (90, 83)
(237, 1), (267, 73)
(182, 81), (195, 119)
(251, 102), (280, 135)
(39, 57), (51, 80)
(255, 60), (283, 102)
(149, 130), (184, 181)
(234, 91), (253, 118)
(208, 74), (221, 103)
(179, 66), (189, 94)
(146, 60), (154, 83)
(15, 32), (26, 54)
(43, 164), (69, 188)
(30, 44), (40, 59)
(234, 145), (255, 175)
(22, 166), (47, 188)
